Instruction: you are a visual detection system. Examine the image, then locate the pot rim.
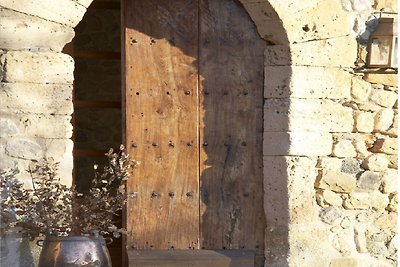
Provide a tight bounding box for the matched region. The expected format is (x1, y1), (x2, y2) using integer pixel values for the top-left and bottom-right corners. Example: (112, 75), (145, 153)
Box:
(43, 236), (106, 242)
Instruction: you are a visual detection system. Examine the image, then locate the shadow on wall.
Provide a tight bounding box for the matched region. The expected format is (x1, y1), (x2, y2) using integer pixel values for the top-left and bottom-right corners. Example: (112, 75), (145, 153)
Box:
(124, 0), (291, 266)
(0, 232), (35, 267)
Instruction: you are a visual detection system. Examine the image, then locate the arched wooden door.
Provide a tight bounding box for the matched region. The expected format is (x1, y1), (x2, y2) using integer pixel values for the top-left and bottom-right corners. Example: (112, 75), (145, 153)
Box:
(124, 0), (265, 265)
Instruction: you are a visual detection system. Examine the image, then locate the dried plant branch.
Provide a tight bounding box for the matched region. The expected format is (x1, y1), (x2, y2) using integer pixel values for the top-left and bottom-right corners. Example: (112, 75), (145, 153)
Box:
(0, 145), (137, 239)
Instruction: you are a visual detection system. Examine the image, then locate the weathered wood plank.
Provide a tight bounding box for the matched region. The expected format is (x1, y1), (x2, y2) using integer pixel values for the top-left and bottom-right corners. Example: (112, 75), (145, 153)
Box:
(198, 0), (266, 265)
(124, 0), (200, 250)
(128, 249), (255, 267)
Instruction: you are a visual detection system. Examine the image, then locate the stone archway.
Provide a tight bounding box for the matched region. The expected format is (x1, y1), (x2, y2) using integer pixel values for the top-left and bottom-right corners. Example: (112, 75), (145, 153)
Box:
(3, 1), (396, 267)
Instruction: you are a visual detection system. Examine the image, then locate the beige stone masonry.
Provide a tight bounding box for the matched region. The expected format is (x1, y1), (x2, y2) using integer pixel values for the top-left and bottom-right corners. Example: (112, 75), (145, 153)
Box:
(0, 8), (74, 52)
(344, 192), (376, 209)
(0, 0), (89, 27)
(1, 137), (73, 186)
(317, 170), (356, 193)
(364, 73), (398, 87)
(264, 99), (353, 132)
(239, 2), (282, 44)
(374, 0), (398, 11)
(332, 140), (357, 158)
(71, 0), (93, 8)
(264, 66), (352, 99)
(382, 113), (397, 137)
(265, 36), (357, 67)
(0, 51), (74, 84)
(370, 89), (398, 108)
(263, 156), (319, 225)
(279, 0), (354, 44)
(320, 190), (343, 206)
(351, 77), (372, 102)
(263, 156), (324, 266)
(263, 132), (333, 156)
(374, 108), (395, 132)
(289, 223), (339, 267)
(0, 112), (72, 138)
(363, 154), (390, 172)
(241, 0), (352, 44)
(355, 111), (374, 133)
(0, 83), (73, 115)
(381, 169), (398, 194)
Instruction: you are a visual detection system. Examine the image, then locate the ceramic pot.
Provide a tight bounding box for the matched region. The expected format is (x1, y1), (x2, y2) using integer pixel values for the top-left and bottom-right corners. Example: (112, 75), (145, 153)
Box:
(38, 236), (112, 267)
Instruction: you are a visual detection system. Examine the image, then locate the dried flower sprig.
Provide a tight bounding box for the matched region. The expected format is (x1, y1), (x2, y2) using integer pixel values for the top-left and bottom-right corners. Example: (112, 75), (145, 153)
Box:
(0, 145), (136, 239)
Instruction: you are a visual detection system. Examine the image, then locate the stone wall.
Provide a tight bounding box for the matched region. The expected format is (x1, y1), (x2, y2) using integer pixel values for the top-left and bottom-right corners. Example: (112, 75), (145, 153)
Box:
(0, 0), (92, 186)
(252, 0), (398, 266)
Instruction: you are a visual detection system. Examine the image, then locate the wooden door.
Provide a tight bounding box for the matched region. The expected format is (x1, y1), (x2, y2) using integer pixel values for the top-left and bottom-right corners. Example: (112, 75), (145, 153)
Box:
(124, 0), (265, 265)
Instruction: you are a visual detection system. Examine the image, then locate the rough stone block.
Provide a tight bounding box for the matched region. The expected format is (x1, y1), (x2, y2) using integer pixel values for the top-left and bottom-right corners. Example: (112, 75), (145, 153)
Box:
(364, 73), (398, 87)
(280, 0), (354, 43)
(319, 206), (343, 225)
(351, 77), (372, 102)
(357, 171), (381, 191)
(239, 3), (285, 44)
(362, 154), (389, 171)
(0, 83), (73, 115)
(264, 99), (353, 132)
(264, 66), (351, 99)
(374, 108), (395, 132)
(374, 213), (397, 231)
(289, 224), (337, 267)
(251, 19), (288, 45)
(1, 51), (74, 84)
(264, 224), (290, 266)
(381, 169), (398, 194)
(370, 88), (398, 108)
(1, 137), (73, 186)
(265, 36), (357, 67)
(371, 191), (390, 211)
(317, 170), (356, 193)
(0, 112), (72, 138)
(321, 190), (343, 206)
(4, 138), (42, 161)
(332, 140), (357, 158)
(0, 117), (19, 137)
(369, 136), (397, 155)
(317, 157), (343, 171)
(340, 158), (363, 174)
(263, 132), (333, 156)
(0, 8), (74, 52)
(263, 156), (319, 225)
(355, 112), (374, 133)
(0, 0), (87, 27)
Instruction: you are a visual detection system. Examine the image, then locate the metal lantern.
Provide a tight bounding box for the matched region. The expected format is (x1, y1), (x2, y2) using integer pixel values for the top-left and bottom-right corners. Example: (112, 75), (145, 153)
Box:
(367, 16), (398, 68)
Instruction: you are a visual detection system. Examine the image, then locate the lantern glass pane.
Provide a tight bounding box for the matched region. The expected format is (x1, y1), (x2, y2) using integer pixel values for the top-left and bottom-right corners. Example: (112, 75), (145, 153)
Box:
(369, 37), (391, 66)
(392, 37), (398, 67)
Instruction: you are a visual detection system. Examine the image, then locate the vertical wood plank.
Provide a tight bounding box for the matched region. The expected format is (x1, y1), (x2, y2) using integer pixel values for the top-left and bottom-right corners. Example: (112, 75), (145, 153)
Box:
(124, 0), (199, 250)
(198, 0), (266, 265)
